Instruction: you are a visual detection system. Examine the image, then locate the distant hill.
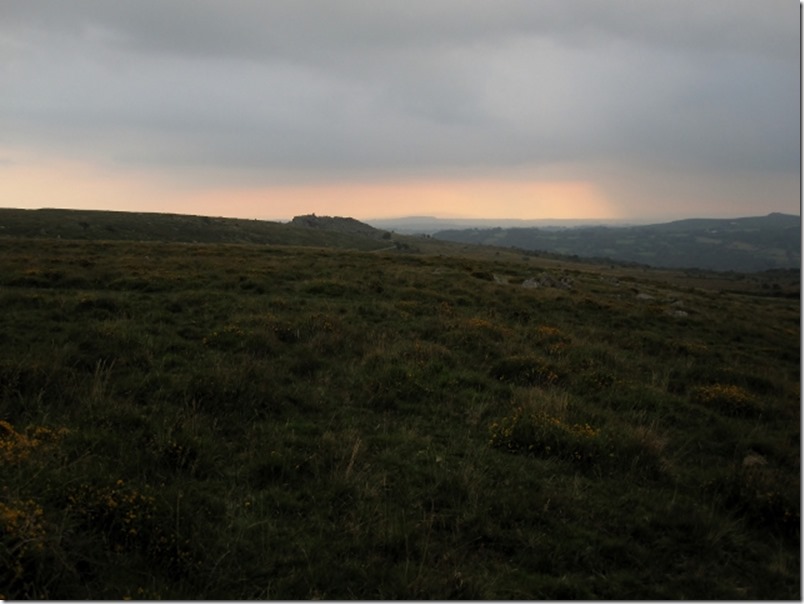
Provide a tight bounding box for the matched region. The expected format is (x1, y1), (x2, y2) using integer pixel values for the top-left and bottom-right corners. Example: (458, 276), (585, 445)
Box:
(433, 213), (801, 272)
(0, 208), (393, 252)
(2, 208), (799, 273)
(291, 213), (389, 239)
(367, 215), (633, 234)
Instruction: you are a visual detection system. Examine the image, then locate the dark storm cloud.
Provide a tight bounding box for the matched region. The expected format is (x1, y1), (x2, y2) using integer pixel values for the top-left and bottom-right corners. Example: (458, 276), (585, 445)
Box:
(1, 0), (799, 209)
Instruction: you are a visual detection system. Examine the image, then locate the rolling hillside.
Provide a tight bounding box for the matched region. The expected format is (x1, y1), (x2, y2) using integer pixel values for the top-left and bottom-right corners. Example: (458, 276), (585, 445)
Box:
(433, 213), (801, 272)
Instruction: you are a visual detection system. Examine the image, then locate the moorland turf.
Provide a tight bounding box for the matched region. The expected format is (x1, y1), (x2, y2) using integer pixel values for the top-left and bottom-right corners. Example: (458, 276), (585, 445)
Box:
(0, 235), (799, 599)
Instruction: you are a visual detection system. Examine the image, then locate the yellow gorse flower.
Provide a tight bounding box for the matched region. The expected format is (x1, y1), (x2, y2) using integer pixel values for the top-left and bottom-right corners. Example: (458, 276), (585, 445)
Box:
(489, 406), (599, 460)
(691, 383), (758, 416)
(0, 420), (69, 465)
(694, 384), (752, 405)
(536, 325), (563, 338)
(0, 498), (47, 565)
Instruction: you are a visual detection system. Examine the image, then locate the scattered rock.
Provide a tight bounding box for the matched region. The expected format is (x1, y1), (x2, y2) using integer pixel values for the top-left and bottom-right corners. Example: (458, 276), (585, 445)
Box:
(742, 452), (768, 468)
(522, 272), (573, 290)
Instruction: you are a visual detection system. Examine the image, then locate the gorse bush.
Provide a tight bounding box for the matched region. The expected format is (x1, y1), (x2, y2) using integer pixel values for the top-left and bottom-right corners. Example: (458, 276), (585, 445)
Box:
(0, 420), (70, 599)
(0, 498), (47, 591)
(65, 479), (198, 576)
(66, 480), (157, 552)
(489, 405), (601, 464)
(490, 355), (561, 387)
(533, 324), (571, 357)
(0, 420), (69, 465)
(691, 383), (762, 417)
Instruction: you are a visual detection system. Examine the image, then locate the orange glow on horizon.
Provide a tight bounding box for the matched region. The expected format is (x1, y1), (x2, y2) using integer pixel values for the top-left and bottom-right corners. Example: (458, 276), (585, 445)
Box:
(0, 154), (175, 214)
(0, 153), (619, 221)
(187, 179), (620, 221)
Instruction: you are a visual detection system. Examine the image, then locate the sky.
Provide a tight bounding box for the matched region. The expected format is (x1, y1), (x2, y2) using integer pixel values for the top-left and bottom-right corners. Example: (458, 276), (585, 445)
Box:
(0, 0), (800, 222)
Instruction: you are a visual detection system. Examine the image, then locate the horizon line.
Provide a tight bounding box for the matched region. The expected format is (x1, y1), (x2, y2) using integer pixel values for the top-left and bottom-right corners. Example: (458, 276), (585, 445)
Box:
(2, 206), (798, 225)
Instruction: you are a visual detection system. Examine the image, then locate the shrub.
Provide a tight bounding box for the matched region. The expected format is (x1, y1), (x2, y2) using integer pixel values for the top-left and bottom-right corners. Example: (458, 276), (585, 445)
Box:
(0, 498), (50, 598)
(490, 356), (560, 387)
(461, 317), (513, 342)
(489, 405), (601, 465)
(66, 480), (157, 553)
(0, 420), (70, 598)
(533, 325), (571, 357)
(488, 402), (668, 479)
(65, 479), (198, 576)
(691, 384), (762, 417)
(0, 420), (69, 465)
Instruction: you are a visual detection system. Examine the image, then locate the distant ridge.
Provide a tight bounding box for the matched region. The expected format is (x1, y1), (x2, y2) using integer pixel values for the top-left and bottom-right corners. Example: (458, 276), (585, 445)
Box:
(431, 213), (800, 272)
(367, 216), (634, 234)
(1, 207), (798, 272)
(640, 212), (800, 232)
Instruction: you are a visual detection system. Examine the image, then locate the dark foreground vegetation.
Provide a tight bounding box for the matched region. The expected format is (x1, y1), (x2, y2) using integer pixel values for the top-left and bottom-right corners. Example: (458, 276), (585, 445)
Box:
(0, 233), (799, 599)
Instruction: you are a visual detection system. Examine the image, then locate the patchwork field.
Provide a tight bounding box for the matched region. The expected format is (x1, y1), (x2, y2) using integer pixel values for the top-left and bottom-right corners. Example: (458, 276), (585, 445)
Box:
(0, 236), (799, 599)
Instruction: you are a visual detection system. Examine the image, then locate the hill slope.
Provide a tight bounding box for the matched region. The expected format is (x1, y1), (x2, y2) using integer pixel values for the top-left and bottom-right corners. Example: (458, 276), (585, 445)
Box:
(0, 208), (393, 251)
(433, 213), (801, 272)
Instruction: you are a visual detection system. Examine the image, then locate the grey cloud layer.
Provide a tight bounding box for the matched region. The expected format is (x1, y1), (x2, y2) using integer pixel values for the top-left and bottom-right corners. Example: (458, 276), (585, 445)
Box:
(6, 1), (793, 60)
(1, 1), (799, 197)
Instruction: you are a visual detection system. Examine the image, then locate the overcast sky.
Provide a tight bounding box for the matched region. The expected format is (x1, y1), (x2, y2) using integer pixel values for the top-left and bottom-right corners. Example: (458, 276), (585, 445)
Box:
(1, 0), (800, 221)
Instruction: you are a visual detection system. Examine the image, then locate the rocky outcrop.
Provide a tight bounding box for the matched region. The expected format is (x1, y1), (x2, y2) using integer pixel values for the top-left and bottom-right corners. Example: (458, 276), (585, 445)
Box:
(291, 214), (387, 238)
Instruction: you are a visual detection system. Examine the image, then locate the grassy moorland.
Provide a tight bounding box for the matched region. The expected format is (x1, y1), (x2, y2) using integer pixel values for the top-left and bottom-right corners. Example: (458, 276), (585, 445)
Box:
(0, 234), (799, 599)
